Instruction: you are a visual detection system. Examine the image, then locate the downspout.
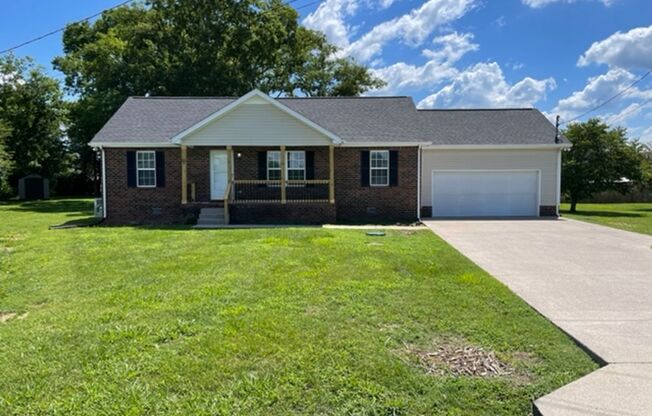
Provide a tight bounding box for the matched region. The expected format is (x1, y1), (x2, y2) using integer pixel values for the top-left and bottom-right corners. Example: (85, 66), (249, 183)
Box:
(556, 148), (562, 217)
(101, 146), (107, 219)
(416, 145), (421, 221)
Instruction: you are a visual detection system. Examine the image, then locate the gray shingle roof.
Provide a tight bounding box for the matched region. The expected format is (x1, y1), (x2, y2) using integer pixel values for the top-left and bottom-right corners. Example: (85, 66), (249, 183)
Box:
(90, 95), (427, 144)
(91, 97), (234, 144)
(417, 108), (566, 145)
(90, 95), (565, 146)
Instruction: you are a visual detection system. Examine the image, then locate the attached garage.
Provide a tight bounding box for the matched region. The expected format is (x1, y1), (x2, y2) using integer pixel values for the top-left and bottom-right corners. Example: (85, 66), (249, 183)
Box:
(416, 107), (568, 218)
(431, 170), (540, 217)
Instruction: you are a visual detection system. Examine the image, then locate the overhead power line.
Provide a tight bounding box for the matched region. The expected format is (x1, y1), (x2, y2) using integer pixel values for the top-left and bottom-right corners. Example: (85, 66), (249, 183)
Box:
(607, 96), (652, 125)
(0, 0), (322, 56)
(560, 70), (652, 125)
(0, 0), (136, 55)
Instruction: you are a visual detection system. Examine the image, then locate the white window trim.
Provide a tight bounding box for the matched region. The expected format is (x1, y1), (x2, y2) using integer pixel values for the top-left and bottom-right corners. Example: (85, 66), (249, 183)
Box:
(267, 151), (281, 182)
(370, 150), (389, 187)
(267, 150), (306, 184)
(286, 150), (306, 182)
(136, 150), (157, 188)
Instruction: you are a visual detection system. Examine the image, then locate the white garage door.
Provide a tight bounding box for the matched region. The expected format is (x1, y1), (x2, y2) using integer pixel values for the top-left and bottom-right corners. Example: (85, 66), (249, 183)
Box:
(432, 170), (539, 217)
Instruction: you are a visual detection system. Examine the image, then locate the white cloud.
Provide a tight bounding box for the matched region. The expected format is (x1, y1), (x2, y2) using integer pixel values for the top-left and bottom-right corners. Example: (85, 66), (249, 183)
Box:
(604, 101), (652, 126)
(302, 0), (358, 48)
(418, 62), (555, 108)
(578, 25), (652, 70)
(639, 126), (652, 143)
(369, 32), (478, 95)
(493, 15), (506, 28)
(343, 0), (475, 63)
(550, 68), (641, 120)
(379, 0), (397, 9)
(522, 0), (615, 8)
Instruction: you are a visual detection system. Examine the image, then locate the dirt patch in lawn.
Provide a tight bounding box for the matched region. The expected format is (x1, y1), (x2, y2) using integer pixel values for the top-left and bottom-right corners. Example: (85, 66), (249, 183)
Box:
(0, 311), (28, 323)
(399, 339), (541, 385)
(414, 343), (512, 377)
(0, 312), (17, 323)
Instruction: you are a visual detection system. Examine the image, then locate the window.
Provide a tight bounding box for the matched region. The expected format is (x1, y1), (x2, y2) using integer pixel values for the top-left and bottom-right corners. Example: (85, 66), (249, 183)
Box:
(136, 151), (156, 187)
(267, 151), (281, 181)
(267, 151), (306, 183)
(370, 150), (389, 186)
(287, 151), (306, 181)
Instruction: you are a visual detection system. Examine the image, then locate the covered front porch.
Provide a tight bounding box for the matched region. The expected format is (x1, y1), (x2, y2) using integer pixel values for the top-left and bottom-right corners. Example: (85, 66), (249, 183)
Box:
(180, 145), (336, 225)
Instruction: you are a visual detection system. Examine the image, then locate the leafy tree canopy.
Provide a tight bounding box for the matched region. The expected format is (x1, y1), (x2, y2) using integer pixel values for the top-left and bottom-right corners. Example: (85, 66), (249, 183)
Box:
(0, 121), (13, 197)
(0, 55), (68, 188)
(562, 118), (652, 212)
(54, 0), (385, 183)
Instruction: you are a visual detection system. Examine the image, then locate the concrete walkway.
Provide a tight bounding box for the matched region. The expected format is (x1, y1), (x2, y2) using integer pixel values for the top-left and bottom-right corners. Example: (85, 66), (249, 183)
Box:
(424, 218), (652, 415)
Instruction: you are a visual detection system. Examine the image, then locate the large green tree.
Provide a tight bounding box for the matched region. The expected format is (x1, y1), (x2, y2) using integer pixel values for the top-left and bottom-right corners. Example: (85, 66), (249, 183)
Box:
(0, 55), (68, 189)
(562, 118), (651, 212)
(0, 121), (13, 198)
(54, 0), (384, 184)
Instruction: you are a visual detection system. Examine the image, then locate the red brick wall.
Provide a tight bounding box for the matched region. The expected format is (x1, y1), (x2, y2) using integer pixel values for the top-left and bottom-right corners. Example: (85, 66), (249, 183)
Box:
(104, 148), (182, 224)
(334, 147), (418, 222)
(104, 146), (418, 224)
(231, 203), (336, 224)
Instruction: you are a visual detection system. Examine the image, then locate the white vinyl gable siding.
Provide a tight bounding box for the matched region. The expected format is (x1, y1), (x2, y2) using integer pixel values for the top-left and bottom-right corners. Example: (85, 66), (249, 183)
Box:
(182, 100), (333, 146)
(421, 148), (560, 208)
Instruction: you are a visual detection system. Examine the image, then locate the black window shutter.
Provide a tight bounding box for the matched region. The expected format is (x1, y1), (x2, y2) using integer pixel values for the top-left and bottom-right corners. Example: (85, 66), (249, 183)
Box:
(257, 151), (267, 187)
(127, 151), (136, 187)
(305, 150), (315, 188)
(389, 150), (398, 186)
(258, 152), (267, 179)
(360, 151), (370, 187)
(156, 151), (165, 187)
(306, 151), (315, 179)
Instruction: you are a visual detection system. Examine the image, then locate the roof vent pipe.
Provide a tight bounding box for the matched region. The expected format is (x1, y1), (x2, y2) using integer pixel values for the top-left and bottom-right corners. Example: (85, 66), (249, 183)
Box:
(554, 115), (560, 144)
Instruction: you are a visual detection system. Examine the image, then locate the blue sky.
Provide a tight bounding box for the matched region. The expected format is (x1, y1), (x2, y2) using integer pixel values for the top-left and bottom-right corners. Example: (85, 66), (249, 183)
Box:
(2, 0), (652, 141)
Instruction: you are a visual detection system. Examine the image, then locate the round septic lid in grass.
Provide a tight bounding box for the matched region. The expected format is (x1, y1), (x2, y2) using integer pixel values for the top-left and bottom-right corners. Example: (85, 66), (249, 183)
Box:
(366, 231), (386, 237)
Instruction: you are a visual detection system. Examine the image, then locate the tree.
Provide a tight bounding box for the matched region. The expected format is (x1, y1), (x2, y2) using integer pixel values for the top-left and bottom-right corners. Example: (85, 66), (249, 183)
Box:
(53, 0), (384, 185)
(0, 55), (68, 188)
(0, 121), (13, 198)
(562, 118), (652, 212)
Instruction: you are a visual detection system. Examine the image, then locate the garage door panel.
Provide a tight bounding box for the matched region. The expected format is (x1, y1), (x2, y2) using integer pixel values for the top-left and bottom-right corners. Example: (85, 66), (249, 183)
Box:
(432, 170), (539, 217)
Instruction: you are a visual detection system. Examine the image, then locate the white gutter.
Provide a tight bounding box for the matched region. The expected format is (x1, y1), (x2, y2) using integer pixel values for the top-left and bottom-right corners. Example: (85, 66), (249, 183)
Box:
(422, 143), (571, 150)
(101, 147), (107, 219)
(90, 142), (178, 148)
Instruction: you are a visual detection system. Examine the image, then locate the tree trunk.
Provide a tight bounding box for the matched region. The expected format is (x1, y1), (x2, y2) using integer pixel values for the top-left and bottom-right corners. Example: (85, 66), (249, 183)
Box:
(570, 196), (578, 213)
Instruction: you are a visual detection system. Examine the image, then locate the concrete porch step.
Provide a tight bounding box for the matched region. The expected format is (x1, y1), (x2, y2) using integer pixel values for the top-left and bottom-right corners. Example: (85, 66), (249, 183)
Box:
(199, 208), (224, 215)
(193, 207), (226, 228)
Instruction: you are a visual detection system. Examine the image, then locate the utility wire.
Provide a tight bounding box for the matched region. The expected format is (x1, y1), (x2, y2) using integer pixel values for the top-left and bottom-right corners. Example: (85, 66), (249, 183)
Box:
(0, 0), (137, 55)
(606, 96), (652, 125)
(294, 0), (323, 10)
(560, 70), (652, 125)
(0, 0), (322, 56)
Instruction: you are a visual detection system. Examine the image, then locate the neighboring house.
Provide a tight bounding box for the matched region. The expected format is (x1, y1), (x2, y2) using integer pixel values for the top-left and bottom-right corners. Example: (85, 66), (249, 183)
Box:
(90, 89), (569, 225)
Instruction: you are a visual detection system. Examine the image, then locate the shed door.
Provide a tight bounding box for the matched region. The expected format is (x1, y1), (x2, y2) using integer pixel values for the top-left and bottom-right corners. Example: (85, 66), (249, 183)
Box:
(432, 170), (539, 217)
(25, 177), (44, 200)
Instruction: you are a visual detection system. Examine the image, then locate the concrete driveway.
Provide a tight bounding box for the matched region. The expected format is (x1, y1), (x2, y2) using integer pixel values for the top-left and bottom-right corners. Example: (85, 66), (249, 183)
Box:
(424, 218), (652, 415)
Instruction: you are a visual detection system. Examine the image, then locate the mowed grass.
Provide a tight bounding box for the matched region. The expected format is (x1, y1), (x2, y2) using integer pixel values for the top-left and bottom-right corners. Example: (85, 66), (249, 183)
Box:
(561, 202), (652, 236)
(0, 199), (596, 415)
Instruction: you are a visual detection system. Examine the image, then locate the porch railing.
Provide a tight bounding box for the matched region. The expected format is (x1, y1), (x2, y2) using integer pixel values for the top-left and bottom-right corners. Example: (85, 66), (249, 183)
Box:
(229, 179), (330, 203)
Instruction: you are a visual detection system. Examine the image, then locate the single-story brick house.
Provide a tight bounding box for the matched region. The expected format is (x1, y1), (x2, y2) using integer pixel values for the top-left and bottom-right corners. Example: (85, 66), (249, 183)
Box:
(90, 89), (569, 225)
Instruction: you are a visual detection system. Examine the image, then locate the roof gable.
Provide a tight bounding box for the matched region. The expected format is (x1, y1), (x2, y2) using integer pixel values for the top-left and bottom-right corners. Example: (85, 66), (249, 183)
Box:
(172, 90), (342, 145)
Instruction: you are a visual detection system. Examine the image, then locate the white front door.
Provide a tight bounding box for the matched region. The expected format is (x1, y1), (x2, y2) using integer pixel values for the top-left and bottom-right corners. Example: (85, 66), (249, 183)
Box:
(210, 150), (228, 200)
(431, 170), (539, 217)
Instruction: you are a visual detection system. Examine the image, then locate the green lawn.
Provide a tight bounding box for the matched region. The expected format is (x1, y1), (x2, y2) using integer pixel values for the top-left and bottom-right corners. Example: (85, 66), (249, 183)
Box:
(0, 199), (596, 415)
(561, 202), (652, 236)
